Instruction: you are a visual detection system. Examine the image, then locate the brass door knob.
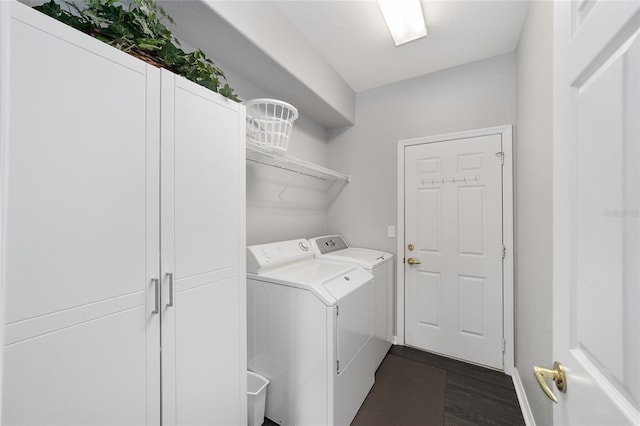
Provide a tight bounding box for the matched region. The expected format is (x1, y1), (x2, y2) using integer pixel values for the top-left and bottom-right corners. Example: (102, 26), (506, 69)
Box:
(407, 257), (421, 265)
(533, 361), (567, 403)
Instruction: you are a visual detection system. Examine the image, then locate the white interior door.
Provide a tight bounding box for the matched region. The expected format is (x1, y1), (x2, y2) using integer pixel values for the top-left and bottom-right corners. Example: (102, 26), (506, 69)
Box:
(552, 1), (640, 424)
(404, 133), (504, 370)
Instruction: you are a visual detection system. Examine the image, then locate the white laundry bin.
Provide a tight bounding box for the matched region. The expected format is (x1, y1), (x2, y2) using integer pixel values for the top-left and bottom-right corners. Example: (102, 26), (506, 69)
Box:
(247, 371), (269, 426)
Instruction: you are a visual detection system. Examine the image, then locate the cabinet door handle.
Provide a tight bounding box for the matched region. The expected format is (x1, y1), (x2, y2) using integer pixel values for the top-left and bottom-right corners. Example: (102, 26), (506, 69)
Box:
(151, 278), (160, 315)
(166, 272), (174, 308)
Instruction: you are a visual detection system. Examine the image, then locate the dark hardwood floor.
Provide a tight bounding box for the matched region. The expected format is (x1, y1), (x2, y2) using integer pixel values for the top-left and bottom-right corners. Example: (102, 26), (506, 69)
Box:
(263, 345), (525, 426)
(389, 345), (525, 426)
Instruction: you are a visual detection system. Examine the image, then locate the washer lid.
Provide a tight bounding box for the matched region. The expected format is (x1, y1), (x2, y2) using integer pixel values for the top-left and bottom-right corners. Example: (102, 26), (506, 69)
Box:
(248, 259), (373, 306)
(264, 259), (355, 286)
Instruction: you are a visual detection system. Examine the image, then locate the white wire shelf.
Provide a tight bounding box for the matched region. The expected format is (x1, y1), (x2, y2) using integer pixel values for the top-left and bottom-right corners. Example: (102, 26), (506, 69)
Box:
(246, 140), (352, 183)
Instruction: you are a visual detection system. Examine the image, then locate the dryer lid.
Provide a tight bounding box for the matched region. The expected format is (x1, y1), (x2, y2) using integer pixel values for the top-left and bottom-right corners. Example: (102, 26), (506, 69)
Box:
(315, 247), (393, 269)
(323, 267), (373, 300)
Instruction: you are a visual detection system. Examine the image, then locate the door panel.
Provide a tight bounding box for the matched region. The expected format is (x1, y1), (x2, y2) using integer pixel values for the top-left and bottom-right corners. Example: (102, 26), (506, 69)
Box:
(405, 134), (503, 369)
(173, 85), (240, 279)
(6, 12), (147, 323)
(175, 278), (243, 426)
(417, 272), (440, 326)
(458, 275), (485, 336)
(577, 52), (626, 388)
(553, 1), (640, 423)
(3, 307), (147, 425)
(418, 189), (441, 251)
(458, 186), (485, 255)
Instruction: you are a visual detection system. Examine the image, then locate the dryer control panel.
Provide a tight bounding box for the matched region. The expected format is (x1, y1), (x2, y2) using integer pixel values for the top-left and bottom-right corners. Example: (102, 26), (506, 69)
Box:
(311, 235), (349, 255)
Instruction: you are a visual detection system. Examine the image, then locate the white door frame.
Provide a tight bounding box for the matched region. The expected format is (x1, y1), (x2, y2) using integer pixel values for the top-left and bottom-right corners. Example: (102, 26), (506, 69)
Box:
(396, 125), (514, 374)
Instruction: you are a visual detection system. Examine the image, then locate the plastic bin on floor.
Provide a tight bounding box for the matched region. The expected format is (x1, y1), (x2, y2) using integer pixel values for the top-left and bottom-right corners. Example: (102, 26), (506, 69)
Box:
(247, 371), (269, 426)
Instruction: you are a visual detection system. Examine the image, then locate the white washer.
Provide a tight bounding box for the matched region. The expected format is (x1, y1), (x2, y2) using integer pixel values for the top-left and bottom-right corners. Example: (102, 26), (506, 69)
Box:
(309, 235), (394, 369)
(247, 239), (375, 426)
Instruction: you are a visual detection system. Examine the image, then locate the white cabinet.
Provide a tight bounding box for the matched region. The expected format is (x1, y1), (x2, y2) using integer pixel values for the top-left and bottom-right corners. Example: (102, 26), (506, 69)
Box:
(160, 71), (246, 426)
(0, 3), (246, 425)
(2, 4), (160, 425)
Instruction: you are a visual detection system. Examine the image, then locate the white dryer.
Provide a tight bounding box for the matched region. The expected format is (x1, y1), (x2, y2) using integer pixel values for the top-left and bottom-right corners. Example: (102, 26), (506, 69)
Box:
(309, 235), (394, 370)
(247, 239), (375, 426)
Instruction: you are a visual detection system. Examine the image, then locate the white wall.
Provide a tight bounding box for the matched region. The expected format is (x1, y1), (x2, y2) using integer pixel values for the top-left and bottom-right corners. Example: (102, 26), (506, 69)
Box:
(515, 2), (554, 424)
(222, 65), (333, 245)
(326, 53), (516, 254)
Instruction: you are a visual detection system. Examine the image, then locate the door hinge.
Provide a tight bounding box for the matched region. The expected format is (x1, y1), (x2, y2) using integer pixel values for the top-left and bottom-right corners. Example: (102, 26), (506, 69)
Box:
(495, 151), (504, 165)
(337, 360), (340, 373)
(503, 338), (506, 353)
(336, 306), (339, 316)
(501, 245), (506, 259)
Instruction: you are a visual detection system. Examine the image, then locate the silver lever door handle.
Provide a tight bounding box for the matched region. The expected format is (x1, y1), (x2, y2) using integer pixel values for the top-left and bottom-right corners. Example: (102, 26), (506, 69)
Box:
(166, 272), (174, 307)
(151, 278), (160, 314)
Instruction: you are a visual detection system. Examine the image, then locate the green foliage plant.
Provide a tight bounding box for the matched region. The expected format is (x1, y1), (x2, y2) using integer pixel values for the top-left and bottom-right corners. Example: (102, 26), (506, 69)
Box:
(35, 0), (239, 101)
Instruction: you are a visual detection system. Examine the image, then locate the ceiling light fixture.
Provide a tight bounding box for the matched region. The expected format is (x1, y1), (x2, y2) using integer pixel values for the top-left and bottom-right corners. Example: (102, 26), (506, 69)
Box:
(377, 0), (427, 46)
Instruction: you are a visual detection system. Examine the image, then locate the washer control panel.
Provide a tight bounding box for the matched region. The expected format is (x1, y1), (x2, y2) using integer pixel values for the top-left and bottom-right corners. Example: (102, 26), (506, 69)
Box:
(247, 239), (314, 274)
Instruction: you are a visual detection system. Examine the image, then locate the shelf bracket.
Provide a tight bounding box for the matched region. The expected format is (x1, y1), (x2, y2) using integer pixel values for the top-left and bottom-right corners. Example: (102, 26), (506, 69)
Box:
(277, 164), (305, 199)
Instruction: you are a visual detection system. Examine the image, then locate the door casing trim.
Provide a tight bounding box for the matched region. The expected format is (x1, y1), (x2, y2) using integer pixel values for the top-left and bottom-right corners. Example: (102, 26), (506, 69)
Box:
(396, 125), (514, 375)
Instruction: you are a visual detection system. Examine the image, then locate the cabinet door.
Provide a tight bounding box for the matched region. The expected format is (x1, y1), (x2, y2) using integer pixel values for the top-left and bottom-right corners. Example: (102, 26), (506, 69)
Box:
(160, 70), (246, 426)
(2, 4), (160, 425)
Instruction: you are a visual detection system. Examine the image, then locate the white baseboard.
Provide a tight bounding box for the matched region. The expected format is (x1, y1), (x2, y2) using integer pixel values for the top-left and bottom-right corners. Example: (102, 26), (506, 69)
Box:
(513, 367), (536, 426)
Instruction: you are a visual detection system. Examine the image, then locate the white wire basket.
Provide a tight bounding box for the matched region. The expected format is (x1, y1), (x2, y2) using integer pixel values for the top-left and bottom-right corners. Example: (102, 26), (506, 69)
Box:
(244, 98), (299, 153)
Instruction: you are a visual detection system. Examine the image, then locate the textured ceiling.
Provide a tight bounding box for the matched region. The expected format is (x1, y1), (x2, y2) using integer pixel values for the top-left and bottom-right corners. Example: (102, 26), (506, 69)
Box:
(276, 0), (530, 92)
